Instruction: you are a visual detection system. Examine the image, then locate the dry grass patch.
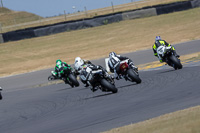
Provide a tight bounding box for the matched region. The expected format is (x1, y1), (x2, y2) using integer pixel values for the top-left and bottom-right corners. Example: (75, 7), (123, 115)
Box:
(103, 105), (200, 133)
(0, 7), (200, 77)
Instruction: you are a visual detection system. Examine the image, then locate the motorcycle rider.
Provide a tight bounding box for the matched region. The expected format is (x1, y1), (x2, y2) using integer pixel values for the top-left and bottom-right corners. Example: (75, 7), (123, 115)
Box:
(74, 57), (92, 75)
(108, 52), (138, 80)
(52, 59), (72, 83)
(153, 36), (180, 63)
(74, 57), (110, 92)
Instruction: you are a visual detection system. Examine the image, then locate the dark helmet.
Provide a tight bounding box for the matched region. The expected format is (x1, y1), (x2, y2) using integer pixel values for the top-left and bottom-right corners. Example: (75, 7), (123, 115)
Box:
(155, 36), (162, 41)
(109, 52), (117, 58)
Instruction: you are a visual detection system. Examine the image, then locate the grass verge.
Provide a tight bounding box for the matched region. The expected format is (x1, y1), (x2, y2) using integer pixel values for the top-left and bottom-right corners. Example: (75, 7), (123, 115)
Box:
(103, 105), (200, 133)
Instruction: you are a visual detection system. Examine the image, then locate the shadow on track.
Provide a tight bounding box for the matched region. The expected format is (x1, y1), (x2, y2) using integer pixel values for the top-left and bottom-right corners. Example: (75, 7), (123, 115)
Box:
(84, 93), (114, 100)
(56, 86), (75, 91)
(158, 68), (183, 74)
(117, 83), (137, 89)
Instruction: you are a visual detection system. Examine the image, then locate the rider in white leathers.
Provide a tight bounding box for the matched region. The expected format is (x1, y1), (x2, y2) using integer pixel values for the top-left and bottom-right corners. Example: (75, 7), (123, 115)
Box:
(108, 52), (138, 80)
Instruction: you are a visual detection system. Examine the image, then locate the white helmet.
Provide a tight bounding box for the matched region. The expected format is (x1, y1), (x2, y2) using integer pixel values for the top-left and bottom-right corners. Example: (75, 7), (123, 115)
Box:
(74, 57), (84, 71)
(109, 52), (117, 60)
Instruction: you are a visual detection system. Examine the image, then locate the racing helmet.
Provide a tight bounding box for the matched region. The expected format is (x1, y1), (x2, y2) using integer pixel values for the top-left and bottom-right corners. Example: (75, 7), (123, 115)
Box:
(155, 36), (161, 41)
(74, 57), (84, 70)
(109, 52), (117, 58)
(56, 59), (62, 65)
(56, 59), (62, 63)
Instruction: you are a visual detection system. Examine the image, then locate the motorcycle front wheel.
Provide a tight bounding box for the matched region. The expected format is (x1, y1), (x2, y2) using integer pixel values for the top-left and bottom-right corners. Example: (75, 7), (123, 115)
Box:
(48, 75), (55, 81)
(100, 79), (118, 93)
(169, 55), (182, 70)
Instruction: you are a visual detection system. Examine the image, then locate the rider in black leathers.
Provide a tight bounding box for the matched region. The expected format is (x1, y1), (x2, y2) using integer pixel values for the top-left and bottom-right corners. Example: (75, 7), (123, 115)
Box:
(74, 57), (109, 92)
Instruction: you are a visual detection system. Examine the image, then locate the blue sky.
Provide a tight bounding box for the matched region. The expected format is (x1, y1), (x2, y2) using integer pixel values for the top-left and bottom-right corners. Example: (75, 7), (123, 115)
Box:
(3, 0), (140, 17)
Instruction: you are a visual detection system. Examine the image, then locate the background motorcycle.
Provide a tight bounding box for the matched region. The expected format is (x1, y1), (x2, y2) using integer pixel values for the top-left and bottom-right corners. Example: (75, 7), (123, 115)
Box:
(118, 59), (142, 84)
(0, 87), (2, 100)
(48, 67), (79, 88)
(80, 67), (118, 93)
(157, 45), (182, 70)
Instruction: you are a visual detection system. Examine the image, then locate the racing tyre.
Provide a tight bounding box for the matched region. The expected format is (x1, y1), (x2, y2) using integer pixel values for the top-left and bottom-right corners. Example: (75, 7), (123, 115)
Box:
(169, 55), (182, 70)
(68, 74), (79, 87)
(127, 69), (142, 84)
(0, 92), (2, 100)
(48, 75), (55, 81)
(100, 79), (118, 93)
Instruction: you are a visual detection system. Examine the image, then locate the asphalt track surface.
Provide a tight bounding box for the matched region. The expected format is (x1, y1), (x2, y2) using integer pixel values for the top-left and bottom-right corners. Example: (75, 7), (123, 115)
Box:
(0, 40), (200, 133)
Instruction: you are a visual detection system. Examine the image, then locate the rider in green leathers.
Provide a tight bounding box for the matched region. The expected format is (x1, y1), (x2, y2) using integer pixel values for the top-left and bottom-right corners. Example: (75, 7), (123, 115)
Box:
(52, 59), (72, 80)
(152, 36), (180, 63)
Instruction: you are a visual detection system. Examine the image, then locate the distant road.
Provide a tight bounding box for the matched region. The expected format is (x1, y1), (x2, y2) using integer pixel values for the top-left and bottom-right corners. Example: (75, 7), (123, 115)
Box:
(1, 39), (200, 91)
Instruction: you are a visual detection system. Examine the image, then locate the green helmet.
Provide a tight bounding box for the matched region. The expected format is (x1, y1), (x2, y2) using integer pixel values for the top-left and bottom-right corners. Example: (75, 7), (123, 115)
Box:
(56, 59), (62, 63)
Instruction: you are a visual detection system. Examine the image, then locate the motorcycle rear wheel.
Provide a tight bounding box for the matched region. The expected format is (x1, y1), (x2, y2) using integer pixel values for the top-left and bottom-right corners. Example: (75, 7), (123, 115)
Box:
(100, 79), (118, 93)
(0, 92), (2, 100)
(127, 69), (142, 84)
(68, 74), (79, 87)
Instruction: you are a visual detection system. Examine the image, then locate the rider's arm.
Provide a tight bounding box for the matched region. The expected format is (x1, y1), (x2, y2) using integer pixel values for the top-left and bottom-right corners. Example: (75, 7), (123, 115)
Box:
(55, 66), (59, 72)
(83, 60), (92, 64)
(89, 64), (99, 71)
(164, 40), (171, 47)
(117, 55), (129, 61)
(164, 40), (175, 50)
(152, 44), (158, 56)
(63, 62), (72, 70)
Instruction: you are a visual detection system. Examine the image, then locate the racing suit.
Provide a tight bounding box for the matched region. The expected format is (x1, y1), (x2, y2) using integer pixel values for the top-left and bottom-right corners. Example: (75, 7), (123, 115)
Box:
(52, 62), (72, 79)
(108, 55), (137, 80)
(79, 63), (108, 91)
(153, 40), (179, 62)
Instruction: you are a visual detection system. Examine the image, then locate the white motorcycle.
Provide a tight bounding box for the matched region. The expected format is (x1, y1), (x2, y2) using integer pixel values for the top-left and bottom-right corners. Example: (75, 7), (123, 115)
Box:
(157, 45), (182, 70)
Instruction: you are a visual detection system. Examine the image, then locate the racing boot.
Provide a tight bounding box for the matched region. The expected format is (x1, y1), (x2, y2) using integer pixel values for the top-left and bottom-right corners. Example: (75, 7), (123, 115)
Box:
(129, 62), (138, 72)
(116, 74), (123, 80)
(84, 82), (89, 87)
(133, 66), (138, 73)
(90, 86), (98, 92)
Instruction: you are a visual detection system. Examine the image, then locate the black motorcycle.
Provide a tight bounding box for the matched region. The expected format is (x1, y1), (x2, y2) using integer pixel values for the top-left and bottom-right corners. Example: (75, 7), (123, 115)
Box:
(48, 67), (79, 88)
(0, 87), (2, 100)
(80, 67), (118, 93)
(157, 45), (182, 70)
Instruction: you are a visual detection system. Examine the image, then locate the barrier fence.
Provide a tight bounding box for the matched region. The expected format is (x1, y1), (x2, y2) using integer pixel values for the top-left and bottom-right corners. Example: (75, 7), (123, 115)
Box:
(0, 0), (190, 33)
(0, 0), (199, 43)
